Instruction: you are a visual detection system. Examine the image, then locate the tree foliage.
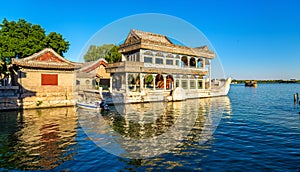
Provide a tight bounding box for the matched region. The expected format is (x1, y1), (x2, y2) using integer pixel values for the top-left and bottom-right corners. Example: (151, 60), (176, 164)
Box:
(0, 18), (70, 79)
(105, 45), (122, 63)
(44, 32), (70, 56)
(0, 18), (69, 59)
(84, 44), (122, 63)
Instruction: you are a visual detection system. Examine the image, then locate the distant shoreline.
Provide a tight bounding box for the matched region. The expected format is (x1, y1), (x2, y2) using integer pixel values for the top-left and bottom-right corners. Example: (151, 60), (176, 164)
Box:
(231, 80), (300, 84)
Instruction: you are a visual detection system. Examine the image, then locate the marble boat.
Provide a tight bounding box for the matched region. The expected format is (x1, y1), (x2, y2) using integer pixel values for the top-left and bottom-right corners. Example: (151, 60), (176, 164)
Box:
(105, 29), (231, 104)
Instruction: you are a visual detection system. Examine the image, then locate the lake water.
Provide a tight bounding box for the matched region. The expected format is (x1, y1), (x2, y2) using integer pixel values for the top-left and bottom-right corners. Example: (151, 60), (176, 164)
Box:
(0, 84), (299, 171)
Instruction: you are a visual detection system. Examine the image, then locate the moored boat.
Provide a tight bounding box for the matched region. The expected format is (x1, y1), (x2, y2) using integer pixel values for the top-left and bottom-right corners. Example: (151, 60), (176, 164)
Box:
(76, 89), (109, 110)
(76, 100), (109, 110)
(245, 80), (257, 87)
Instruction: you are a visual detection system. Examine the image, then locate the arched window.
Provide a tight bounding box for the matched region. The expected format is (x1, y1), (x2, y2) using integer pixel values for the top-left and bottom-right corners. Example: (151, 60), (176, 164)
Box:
(181, 56), (188, 67)
(144, 51), (153, 56)
(190, 57), (196, 67)
(144, 74), (153, 89)
(166, 53), (174, 58)
(155, 52), (164, 57)
(155, 74), (164, 89)
(197, 59), (202, 68)
(166, 75), (174, 90)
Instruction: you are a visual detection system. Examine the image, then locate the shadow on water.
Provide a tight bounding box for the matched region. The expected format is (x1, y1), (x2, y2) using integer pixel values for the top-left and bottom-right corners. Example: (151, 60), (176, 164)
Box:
(0, 107), (77, 170)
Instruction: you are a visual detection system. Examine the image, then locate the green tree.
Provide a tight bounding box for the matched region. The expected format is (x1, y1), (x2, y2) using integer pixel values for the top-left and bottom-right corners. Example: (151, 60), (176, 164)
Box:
(0, 18), (69, 80)
(145, 75), (153, 84)
(84, 44), (121, 63)
(105, 45), (122, 63)
(44, 32), (70, 56)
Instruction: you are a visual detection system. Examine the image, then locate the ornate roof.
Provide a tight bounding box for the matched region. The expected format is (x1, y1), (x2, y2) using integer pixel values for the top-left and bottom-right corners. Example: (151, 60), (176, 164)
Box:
(124, 29), (173, 45)
(79, 58), (107, 73)
(119, 29), (215, 58)
(76, 58), (108, 78)
(12, 48), (79, 70)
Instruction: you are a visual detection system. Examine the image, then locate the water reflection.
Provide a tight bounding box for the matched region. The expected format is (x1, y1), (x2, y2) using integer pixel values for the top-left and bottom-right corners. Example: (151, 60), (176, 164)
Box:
(78, 96), (231, 159)
(0, 107), (77, 170)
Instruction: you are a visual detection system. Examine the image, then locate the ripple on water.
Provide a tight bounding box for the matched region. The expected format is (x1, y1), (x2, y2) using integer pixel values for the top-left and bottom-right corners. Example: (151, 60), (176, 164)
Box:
(1, 84), (300, 171)
(0, 107), (78, 170)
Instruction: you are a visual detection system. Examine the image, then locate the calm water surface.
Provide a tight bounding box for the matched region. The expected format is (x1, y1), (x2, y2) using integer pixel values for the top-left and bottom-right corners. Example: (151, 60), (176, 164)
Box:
(0, 84), (299, 171)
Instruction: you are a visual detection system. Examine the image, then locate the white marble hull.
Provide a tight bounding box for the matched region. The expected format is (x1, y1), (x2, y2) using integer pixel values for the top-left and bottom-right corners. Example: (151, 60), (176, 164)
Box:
(108, 78), (231, 104)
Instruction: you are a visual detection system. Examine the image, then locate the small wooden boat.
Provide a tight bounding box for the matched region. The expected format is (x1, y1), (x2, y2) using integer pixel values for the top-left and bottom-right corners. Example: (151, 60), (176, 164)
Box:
(76, 88), (109, 110)
(245, 80), (257, 87)
(76, 100), (109, 110)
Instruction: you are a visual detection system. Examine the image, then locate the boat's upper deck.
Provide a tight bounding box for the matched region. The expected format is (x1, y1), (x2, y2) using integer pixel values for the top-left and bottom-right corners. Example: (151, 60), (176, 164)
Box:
(106, 61), (208, 76)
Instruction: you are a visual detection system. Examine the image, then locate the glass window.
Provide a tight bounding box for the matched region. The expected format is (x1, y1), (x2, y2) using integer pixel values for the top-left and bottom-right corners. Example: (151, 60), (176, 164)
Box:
(166, 59), (173, 65)
(144, 57), (152, 63)
(175, 60), (179, 66)
(176, 80), (179, 87)
(155, 58), (163, 64)
(190, 80), (195, 89)
(181, 80), (188, 89)
(198, 80), (203, 89)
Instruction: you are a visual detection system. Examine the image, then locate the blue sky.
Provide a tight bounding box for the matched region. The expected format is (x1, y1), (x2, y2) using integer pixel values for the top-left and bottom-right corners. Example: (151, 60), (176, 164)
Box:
(1, 0), (299, 80)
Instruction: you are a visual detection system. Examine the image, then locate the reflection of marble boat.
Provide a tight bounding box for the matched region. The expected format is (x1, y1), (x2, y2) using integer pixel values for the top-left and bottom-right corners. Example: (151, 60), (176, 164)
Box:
(105, 30), (231, 104)
(77, 96), (231, 159)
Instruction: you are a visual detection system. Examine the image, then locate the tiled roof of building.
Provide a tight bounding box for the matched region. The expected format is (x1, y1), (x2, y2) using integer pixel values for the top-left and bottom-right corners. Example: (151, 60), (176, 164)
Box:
(130, 29), (173, 44)
(76, 58), (108, 78)
(12, 48), (79, 70)
(119, 29), (215, 58)
(79, 58), (107, 73)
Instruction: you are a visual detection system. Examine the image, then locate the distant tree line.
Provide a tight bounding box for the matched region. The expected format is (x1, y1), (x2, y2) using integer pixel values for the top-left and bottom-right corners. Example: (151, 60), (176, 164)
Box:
(84, 44), (122, 63)
(231, 79), (300, 84)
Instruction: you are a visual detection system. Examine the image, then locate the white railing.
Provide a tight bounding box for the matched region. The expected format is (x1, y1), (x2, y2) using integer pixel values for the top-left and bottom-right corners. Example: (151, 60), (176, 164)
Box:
(143, 63), (207, 72)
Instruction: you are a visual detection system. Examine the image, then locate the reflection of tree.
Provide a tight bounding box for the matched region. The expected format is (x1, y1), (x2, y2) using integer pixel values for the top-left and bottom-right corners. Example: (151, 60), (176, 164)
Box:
(0, 107), (77, 170)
